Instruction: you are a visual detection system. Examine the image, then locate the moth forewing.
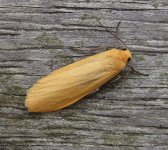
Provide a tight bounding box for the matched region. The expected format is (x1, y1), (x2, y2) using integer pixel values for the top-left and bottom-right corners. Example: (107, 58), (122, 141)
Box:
(25, 49), (132, 112)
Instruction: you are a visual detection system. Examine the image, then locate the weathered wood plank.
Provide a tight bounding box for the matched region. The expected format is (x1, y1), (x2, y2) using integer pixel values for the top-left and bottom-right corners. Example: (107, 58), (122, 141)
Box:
(0, 0), (168, 150)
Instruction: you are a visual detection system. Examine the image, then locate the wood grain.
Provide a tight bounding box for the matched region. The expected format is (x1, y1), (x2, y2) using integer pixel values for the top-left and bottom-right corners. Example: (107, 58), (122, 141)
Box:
(0, 0), (168, 149)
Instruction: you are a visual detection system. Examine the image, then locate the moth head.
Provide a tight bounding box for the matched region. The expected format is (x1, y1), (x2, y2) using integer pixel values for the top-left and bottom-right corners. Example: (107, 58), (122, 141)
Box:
(122, 49), (132, 63)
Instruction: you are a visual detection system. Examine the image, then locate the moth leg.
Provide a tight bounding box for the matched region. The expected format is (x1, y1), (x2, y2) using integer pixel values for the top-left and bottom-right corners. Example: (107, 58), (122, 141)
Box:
(89, 88), (99, 95)
(127, 65), (149, 76)
(131, 66), (149, 76)
(111, 75), (122, 83)
(112, 72), (130, 90)
(89, 75), (121, 95)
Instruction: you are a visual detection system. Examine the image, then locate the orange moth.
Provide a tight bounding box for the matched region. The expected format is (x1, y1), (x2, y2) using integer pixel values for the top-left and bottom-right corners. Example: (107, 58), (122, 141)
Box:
(25, 48), (132, 112)
(25, 20), (137, 112)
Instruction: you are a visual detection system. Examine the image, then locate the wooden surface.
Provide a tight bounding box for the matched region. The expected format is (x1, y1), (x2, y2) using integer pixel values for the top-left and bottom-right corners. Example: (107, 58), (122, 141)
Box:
(0, 0), (168, 149)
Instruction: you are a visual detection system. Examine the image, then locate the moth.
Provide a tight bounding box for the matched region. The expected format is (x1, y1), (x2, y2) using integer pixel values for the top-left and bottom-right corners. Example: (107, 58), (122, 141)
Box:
(25, 19), (147, 112)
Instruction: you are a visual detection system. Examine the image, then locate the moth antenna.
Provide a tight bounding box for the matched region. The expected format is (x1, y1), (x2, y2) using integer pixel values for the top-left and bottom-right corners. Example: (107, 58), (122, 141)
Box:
(114, 21), (121, 48)
(92, 16), (128, 49)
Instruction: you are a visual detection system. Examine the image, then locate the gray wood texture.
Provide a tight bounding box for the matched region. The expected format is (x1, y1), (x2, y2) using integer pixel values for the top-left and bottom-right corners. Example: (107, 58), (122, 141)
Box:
(0, 0), (168, 150)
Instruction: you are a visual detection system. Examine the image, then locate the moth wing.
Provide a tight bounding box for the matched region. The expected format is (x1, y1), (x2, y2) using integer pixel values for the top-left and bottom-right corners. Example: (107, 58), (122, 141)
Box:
(25, 50), (125, 112)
